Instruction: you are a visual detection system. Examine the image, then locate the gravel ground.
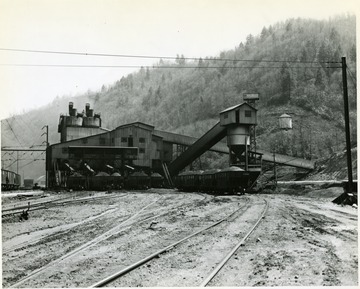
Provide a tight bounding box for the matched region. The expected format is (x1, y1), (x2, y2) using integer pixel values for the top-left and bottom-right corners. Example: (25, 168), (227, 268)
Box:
(1, 187), (358, 287)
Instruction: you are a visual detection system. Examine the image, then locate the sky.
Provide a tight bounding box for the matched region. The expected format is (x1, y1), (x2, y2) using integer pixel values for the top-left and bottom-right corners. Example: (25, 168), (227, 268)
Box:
(0, 0), (358, 120)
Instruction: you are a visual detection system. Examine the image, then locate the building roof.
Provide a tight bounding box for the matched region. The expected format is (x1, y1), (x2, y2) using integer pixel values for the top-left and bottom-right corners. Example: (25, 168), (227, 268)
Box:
(219, 102), (257, 114)
(49, 130), (111, 148)
(279, 113), (291, 118)
(115, 122), (155, 131)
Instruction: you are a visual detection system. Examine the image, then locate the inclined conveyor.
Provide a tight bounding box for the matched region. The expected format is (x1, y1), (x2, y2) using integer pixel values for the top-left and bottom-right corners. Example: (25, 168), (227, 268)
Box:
(155, 123), (315, 177)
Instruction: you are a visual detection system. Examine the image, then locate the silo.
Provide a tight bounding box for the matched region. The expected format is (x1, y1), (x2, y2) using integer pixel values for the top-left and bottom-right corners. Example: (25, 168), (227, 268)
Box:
(226, 126), (250, 156)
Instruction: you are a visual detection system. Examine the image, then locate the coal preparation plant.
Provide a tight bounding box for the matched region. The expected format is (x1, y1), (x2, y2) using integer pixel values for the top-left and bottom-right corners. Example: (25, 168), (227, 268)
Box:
(46, 101), (314, 192)
(47, 102), (173, 190)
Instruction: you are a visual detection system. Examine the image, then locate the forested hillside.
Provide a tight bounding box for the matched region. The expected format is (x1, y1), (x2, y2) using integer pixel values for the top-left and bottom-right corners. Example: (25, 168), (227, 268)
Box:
(1, 15), (357, 179)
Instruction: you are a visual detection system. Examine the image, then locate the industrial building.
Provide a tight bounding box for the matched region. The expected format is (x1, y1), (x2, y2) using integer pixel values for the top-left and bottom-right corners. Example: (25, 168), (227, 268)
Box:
(47, 103), (177, 187)
(46, 102), (314, 189)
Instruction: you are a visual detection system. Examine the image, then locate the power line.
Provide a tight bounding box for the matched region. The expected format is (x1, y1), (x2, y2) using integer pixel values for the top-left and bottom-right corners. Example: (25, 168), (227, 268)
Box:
(2, 158), (45, 161)
(0, 64), (335, 70)
(0, 47), (341, 64)
(5, 159), (18, 169)
(3, 152), (16, 161)
(346, 67), (357, 89)
(12, 115), (42, 148)
(18, 159), (44, 170)
(5, 119), (23, 147)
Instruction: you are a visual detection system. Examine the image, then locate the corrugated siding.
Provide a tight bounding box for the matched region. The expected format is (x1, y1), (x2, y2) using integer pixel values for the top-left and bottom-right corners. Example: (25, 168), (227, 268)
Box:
(51, 123), (174, 171)
(220, 104), (257, 126)
(220, 111), (236, 126)
(64, 127), (107, 142)
(114, 126), (159, 168)
(50, 132), (111, 168)
(239, 106), (257, 124)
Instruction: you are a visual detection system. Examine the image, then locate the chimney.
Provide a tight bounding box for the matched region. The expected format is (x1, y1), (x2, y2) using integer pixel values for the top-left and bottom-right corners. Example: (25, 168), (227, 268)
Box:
(69, 102), (76, 116)
(85, 103), (90, 117)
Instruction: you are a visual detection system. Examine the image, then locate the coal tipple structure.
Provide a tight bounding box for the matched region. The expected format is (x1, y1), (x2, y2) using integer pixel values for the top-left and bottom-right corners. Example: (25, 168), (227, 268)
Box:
(46, 102), (314, 191)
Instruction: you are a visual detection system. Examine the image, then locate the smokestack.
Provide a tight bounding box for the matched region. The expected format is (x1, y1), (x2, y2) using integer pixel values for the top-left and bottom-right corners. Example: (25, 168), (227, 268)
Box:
(69, 102), (76, 116)
(85, 103), (90, 117)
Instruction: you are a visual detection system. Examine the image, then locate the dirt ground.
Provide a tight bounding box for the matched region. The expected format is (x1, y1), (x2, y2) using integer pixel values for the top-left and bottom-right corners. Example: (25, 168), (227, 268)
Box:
(1, 186), (358, 287)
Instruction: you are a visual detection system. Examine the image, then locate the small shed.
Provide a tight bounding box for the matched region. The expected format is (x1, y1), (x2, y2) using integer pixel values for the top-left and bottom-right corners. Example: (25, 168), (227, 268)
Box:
(219, 103), (257, 126)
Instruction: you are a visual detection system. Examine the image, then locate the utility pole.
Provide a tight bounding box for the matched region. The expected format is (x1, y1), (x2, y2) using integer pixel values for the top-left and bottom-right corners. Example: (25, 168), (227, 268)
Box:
(273, 150), (277, 187)
(42, 125), (49, 147)
(341, 57), (353, 194)
(42, 125), (49, 189)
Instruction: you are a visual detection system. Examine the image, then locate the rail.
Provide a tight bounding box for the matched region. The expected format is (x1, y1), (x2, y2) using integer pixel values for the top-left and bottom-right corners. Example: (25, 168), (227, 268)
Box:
(91, 197), (251, 287)
(9, 197), (162, 288)
(200, 198), (269, 286)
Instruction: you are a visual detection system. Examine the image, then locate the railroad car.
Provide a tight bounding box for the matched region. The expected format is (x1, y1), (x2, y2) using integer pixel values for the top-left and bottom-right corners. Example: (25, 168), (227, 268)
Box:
(66, 170), (164, 191)
(90, 172), (111, 190)
(67, 172), (86, 190)
(199, 169), (221, 192)
(91, 172), (124, 190)
(150, 172), (164, 188)
(175, 166), (258, 194)
(1, 169), (21, 191)
(174, 170), (203, 192)
(126, 171), (151, 190)
(215, 166), (248, 194)
(109, 172), (124, 189)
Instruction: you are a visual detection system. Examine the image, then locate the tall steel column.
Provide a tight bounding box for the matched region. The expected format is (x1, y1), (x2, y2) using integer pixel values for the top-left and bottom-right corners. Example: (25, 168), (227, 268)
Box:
(341, 57), (353, 193)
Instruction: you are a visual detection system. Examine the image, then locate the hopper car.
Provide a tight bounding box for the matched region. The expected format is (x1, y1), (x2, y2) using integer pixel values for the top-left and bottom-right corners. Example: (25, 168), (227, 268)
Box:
(174, 166), (260, 194)
(65, 165), (259, 193)
(1, 169), (21, 191)
(66, 170), (164, 191)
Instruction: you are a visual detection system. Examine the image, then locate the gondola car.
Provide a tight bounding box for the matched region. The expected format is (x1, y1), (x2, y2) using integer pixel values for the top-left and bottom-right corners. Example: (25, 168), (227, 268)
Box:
(199, 169), (221, 192)
(109, 172), (124, 189)
(175, 166), (258, 194)
(126, 171), (151, 189)
(150, 172), (164, 188)
(90, 171), (111, 190)
(174, 170), (203, 192)
(215, 166), (248, 194)
(67, 172), (86, 190)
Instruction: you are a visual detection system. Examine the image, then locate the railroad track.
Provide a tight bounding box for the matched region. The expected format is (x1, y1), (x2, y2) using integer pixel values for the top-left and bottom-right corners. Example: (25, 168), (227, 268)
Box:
(1, 193), (129, 218)
(200, 198), (268, 286)
(2, 207), (119, 255)
(8, 196), (164, 288)
(6, 194), (254, 288)
(7, 193), (210, 288)
(89, 196), (263, 287)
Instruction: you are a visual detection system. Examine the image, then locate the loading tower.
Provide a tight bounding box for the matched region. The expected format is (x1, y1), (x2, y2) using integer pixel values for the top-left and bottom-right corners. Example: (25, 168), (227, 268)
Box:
(219, 103), (262, 172)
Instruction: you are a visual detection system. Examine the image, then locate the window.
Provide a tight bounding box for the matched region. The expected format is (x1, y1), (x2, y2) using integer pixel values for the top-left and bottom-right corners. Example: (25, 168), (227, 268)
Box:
(245, 110), (252, 117)
(111, 138), (114, 144)
(99, 138), (106, 145)
(139, 148), (145, 154)
(128, 137), (133, 147)
(139, 137), (146, 143)
(121, 137), (127, 142)
(223, 113), (228, 119)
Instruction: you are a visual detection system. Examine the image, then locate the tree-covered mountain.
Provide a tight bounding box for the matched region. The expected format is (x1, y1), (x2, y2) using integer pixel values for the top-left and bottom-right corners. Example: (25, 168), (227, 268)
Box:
(1, 15), (357, 179)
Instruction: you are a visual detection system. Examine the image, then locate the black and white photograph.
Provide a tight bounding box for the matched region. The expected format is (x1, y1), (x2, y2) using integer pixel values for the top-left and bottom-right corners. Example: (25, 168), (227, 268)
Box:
(0, 0), (358, 287)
